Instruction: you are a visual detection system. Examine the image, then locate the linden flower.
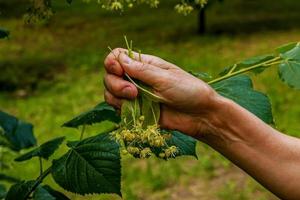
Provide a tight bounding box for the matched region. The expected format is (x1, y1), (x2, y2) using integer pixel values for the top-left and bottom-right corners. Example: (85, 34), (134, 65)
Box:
(159, 152), (165, 158)
(140, 147), (152, 158)
(112, 113), (175, 159)
(164, 145), (178, 158)
(127, 146), (140, 155)
(122, 130), (135, 142)
(174, 3), (193, 16)
(149, 0), (159, 8)
(110, 1), (123, 10)
(195, 0), (208, 7)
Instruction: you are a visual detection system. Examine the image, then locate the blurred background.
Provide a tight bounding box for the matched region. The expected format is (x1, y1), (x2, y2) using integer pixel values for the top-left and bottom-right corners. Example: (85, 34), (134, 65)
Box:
(1, 0), (300, 199)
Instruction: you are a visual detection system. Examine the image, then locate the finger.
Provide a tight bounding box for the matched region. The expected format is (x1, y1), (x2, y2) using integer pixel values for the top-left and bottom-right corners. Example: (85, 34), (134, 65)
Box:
(104, 90), (123, 109)
(118, 53), (168, 87)
(129, 51), (178, 70)
(104, 73), (138, 99)
(104, 48), (128, 76)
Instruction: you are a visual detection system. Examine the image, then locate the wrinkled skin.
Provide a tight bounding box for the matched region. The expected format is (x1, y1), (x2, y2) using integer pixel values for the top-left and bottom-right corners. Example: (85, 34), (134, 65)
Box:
(103, 48), (221, 138)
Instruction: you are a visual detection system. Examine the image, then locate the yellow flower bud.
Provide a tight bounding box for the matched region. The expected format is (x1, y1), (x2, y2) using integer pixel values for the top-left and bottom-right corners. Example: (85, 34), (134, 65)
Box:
(159, 153), (165, 158)
(140, 147), (152, 158)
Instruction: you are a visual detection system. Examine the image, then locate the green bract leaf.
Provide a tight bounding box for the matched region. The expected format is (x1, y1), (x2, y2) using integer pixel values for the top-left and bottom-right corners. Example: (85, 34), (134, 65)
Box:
(165, 131), (197, 158)
(0, 173), (20, 183)
(15, 137), (65, 162)
(212, 75), (273, 124)
(0, 111), (36, 151)
(63, 102), (120, 128)
(51, 132), (121, 196)
(276, 42), (298, 54)
(141, 94), (160, 128)
(121, 99), (140, 129)
(0, 28), (9, 39)
(33, 186), (55, 200)
(5, 180), (35, 200)
(219, 54), (275, 76)
(0, 184), (6, 199)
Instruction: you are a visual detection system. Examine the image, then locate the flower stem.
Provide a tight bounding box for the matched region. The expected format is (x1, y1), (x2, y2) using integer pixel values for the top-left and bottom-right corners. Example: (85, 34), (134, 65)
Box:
(208, 57), (282, 85)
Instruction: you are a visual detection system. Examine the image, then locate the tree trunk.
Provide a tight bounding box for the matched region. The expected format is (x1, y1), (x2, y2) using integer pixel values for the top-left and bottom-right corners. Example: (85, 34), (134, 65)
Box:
(198, 8), (206, 34)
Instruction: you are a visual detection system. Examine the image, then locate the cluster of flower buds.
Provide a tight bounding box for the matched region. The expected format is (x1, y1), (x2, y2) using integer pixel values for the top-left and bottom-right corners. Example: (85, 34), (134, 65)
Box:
(175, 0), (207, 16)
(84, 0), (207, 13)
(93, 0), (159, 11)
(112, 115), (178, 159)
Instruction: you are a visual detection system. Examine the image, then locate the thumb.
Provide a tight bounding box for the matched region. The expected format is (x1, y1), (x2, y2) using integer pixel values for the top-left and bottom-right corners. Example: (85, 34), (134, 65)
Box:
(118, 53), (165, 86)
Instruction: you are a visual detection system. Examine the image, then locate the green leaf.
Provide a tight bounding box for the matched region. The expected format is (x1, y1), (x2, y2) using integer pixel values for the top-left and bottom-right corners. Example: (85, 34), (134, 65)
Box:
(212, 75), (273, 124)
(276, 42), (298, 54)
(0, 28), (9, 39)
(5, 180), (35, 200)
(165, 131), (197, 158)
(66, 0), (72, 4)
(15, 137), (65, 162)
(280, 42), (300, 61)
(33, 186), (55, 200)
(41, 185), (70, 200)
(51, 132), (121, 196)
(0, 173), (20, 183)
(278, 60), (300, 89)
(0, 111), (36, 151)
(278, 43), (300, 89)
(63, 102), (120, 128)
(219, 54), (275, 76)
(0, 184), (6, 199)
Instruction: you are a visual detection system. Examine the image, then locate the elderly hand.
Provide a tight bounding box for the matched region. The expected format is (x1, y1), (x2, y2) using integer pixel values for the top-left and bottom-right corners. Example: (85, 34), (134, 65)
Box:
(103, 48), (223, 138)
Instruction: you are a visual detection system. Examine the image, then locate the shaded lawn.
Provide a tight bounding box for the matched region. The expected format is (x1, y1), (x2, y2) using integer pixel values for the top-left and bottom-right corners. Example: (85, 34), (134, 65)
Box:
(0, 0), (300, 199)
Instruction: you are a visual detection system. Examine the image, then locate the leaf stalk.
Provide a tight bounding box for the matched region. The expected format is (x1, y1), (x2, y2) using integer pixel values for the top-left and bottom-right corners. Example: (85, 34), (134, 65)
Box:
(208, 57), (282, 84)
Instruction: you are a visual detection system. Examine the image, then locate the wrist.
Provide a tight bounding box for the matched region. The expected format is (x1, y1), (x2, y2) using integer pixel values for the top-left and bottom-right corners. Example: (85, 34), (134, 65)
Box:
(195, 94), (243, 145)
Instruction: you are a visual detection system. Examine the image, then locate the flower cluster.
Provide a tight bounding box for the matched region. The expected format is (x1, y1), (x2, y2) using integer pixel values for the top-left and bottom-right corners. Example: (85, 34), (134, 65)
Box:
(112, 116), (178, 159)
(85, 0), (207, 13)
(93, 0), (159, 11)
(175, 0), (208, 15)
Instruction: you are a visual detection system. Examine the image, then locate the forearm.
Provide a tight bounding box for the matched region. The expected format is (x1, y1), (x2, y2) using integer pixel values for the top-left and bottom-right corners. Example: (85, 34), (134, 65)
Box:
(199, 95), (300, 200)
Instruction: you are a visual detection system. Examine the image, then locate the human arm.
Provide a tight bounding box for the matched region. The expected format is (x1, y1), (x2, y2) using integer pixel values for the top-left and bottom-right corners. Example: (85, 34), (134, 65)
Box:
(103, 48), (300, 200)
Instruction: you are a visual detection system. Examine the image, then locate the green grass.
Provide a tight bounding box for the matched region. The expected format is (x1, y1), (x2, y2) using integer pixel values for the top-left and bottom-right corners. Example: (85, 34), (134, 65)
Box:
(0, 0), (300, 199)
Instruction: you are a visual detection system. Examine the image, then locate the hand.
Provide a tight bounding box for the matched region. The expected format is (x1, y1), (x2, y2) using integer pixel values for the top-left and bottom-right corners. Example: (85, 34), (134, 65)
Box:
(103, 48), (223, 138)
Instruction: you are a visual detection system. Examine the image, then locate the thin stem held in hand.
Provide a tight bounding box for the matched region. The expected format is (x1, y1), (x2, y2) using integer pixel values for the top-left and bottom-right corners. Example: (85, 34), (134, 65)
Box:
(208, 57), (282, 84)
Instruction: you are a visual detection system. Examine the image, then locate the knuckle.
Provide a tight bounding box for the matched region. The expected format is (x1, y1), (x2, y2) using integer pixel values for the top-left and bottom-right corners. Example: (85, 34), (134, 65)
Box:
(105, 74), (122, 94)
(136, 62), (148, 73)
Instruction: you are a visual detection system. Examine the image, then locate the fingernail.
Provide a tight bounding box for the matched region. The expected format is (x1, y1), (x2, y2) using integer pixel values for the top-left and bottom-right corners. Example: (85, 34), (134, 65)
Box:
(120, 53), (132, 65)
